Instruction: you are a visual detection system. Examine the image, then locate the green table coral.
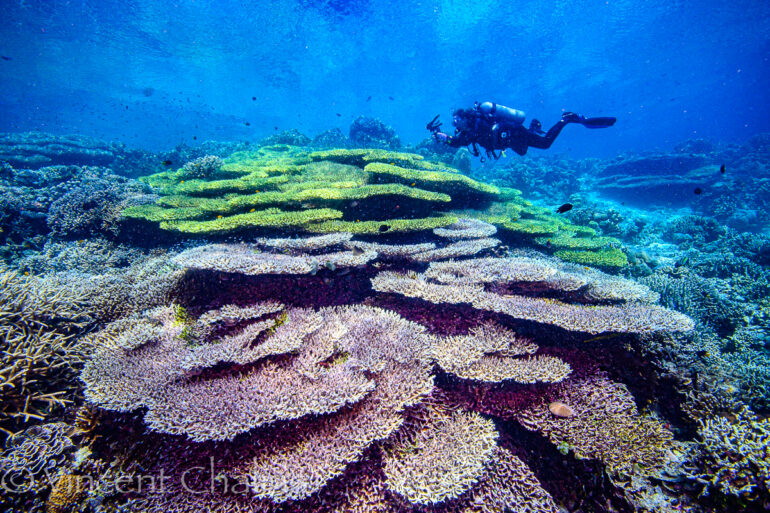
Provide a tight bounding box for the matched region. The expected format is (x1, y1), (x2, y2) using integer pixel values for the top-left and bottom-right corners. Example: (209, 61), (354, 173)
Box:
(122, 145), (628, 269)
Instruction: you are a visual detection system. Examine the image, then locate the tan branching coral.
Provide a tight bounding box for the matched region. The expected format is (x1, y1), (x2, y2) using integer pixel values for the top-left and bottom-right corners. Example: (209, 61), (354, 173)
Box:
(0, 270), (94, 436)
(434, 218), (498, 239)
(172, 243), (377, 276)
(345, 240), (437, 258)
(411, 238), (501, 262)
(382, 399), (498, 505)
(438, 446), (561, 513)
(429, 322), (570, 383)
(82, 305), (382, 441)
(256, 232), (353, 251)
(686, 405), (770, 497)
(514, 371), (676, 475)
(423, 255), (658, 303)
(371, 270), (694, 334)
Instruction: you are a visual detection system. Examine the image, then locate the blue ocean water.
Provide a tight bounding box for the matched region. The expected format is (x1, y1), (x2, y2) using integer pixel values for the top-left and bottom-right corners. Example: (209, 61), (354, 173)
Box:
(3, 2), (770, 513)
(1, 0), (768, 157)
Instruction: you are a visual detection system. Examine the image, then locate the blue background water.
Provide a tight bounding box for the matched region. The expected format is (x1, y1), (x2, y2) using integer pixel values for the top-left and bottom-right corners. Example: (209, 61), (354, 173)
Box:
(1, 0), (768, 158)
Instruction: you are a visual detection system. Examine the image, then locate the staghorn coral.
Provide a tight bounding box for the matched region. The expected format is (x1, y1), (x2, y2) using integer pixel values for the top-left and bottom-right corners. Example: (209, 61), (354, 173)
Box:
(640, 267), (743, 336)
(382, 397), (499, 505)
(371, 268), (693, 334)
(684, 405), (770, 498)
(0, 269), (94, 437)
(410, 237), (501, 262)
(433, 218), (498, 240)
(178, 154), (224, 179)
(172, 243), (377, 275)
(430, 322), (571, 384)
(513, 370), (676, 476)
(256, 232), (353, 251)
(82, 305), (381, 441)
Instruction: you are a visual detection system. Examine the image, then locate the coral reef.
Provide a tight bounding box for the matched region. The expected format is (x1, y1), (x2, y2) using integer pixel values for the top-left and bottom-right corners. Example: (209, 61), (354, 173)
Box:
(0, 269), (94, 438)
(0, 132), (118, 169)
(260, 129), (312, 147)
(371, 256), (692, 334)
(312, 127), (349, 148)
(349, 116), (401, 149)
(122, 146), (499, 238)
(5, 134), (763, 512)
(684, 405), (770, 499)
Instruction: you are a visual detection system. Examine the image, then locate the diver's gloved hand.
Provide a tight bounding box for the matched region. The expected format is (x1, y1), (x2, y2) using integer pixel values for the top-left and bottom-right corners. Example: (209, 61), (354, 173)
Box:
(561, 112), (585, 123)
(433, 132), (449, 143)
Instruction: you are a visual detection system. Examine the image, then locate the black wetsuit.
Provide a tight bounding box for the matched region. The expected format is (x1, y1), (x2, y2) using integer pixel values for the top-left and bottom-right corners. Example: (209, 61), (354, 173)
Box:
(446, 116), (571, 156)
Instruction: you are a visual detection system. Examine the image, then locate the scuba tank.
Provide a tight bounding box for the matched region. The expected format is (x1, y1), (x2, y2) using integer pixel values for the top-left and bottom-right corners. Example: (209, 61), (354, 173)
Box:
(476, 101), (525, 125)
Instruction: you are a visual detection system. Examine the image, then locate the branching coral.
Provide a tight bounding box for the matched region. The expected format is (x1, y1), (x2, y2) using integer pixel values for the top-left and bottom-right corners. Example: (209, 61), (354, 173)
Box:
(371, 268), (693, 334)
(172, 243), (377, 275)
(382, 397), (499, 505)
(685, 405), (770, 498)
(0, 269), (94, 437)
(434, 218), (498, 240)
(430, 322), (571, 384)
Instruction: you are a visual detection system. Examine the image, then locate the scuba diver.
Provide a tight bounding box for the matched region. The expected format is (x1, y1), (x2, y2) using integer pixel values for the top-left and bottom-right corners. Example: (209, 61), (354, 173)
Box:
(427, 101), (616, 160)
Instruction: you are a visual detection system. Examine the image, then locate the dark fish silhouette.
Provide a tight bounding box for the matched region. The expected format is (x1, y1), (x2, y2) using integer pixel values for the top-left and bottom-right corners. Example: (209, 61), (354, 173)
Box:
(252, 96), (256, 101)
(193, 136), (197, 140)
(379, 224), (390, 232)
(694, 187), (702, 195)
(366, 96), (372, 102)
(720, 164), (726, 174)
(274, 126), (278, 130)
(161, 160), (173, 167)
(244, 122), (250, 126)
(336, 113), (341, 117)
(1, 56), (11, 61)
(388, 96), (394, 100)
(556, 203), (573, 214)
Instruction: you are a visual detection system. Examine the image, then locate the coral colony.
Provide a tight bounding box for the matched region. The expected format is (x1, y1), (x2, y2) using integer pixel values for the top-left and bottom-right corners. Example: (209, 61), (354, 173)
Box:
(1, 137), (770, 513)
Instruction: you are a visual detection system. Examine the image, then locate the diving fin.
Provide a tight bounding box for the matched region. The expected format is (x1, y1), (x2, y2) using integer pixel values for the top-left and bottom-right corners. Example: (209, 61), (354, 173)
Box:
(581, 116), (616, 128)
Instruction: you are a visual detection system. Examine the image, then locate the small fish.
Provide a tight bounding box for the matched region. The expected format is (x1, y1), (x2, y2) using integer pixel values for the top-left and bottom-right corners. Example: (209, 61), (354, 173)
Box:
(244, 121), (251, 126)
(366, 95), (372, 102)
(1, 55), (11, 61)
(350, 200), (359, 208)
(336, 113), (342, 117)
(388, 96), (394, 100)
(694, 187), (702, 195)
(274, 126), (278, 130)
(546, 239), (552, 249)
(379, 224), (390, 232)
(720, 164), (726, 174)
(583, 333), (622, 343)
(193, 135), (197, 140)
(556, 203), (573, 214)
(252, 96), (256, 101)
(351, 246), (365, 256)
(161, 160), (173, 166)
